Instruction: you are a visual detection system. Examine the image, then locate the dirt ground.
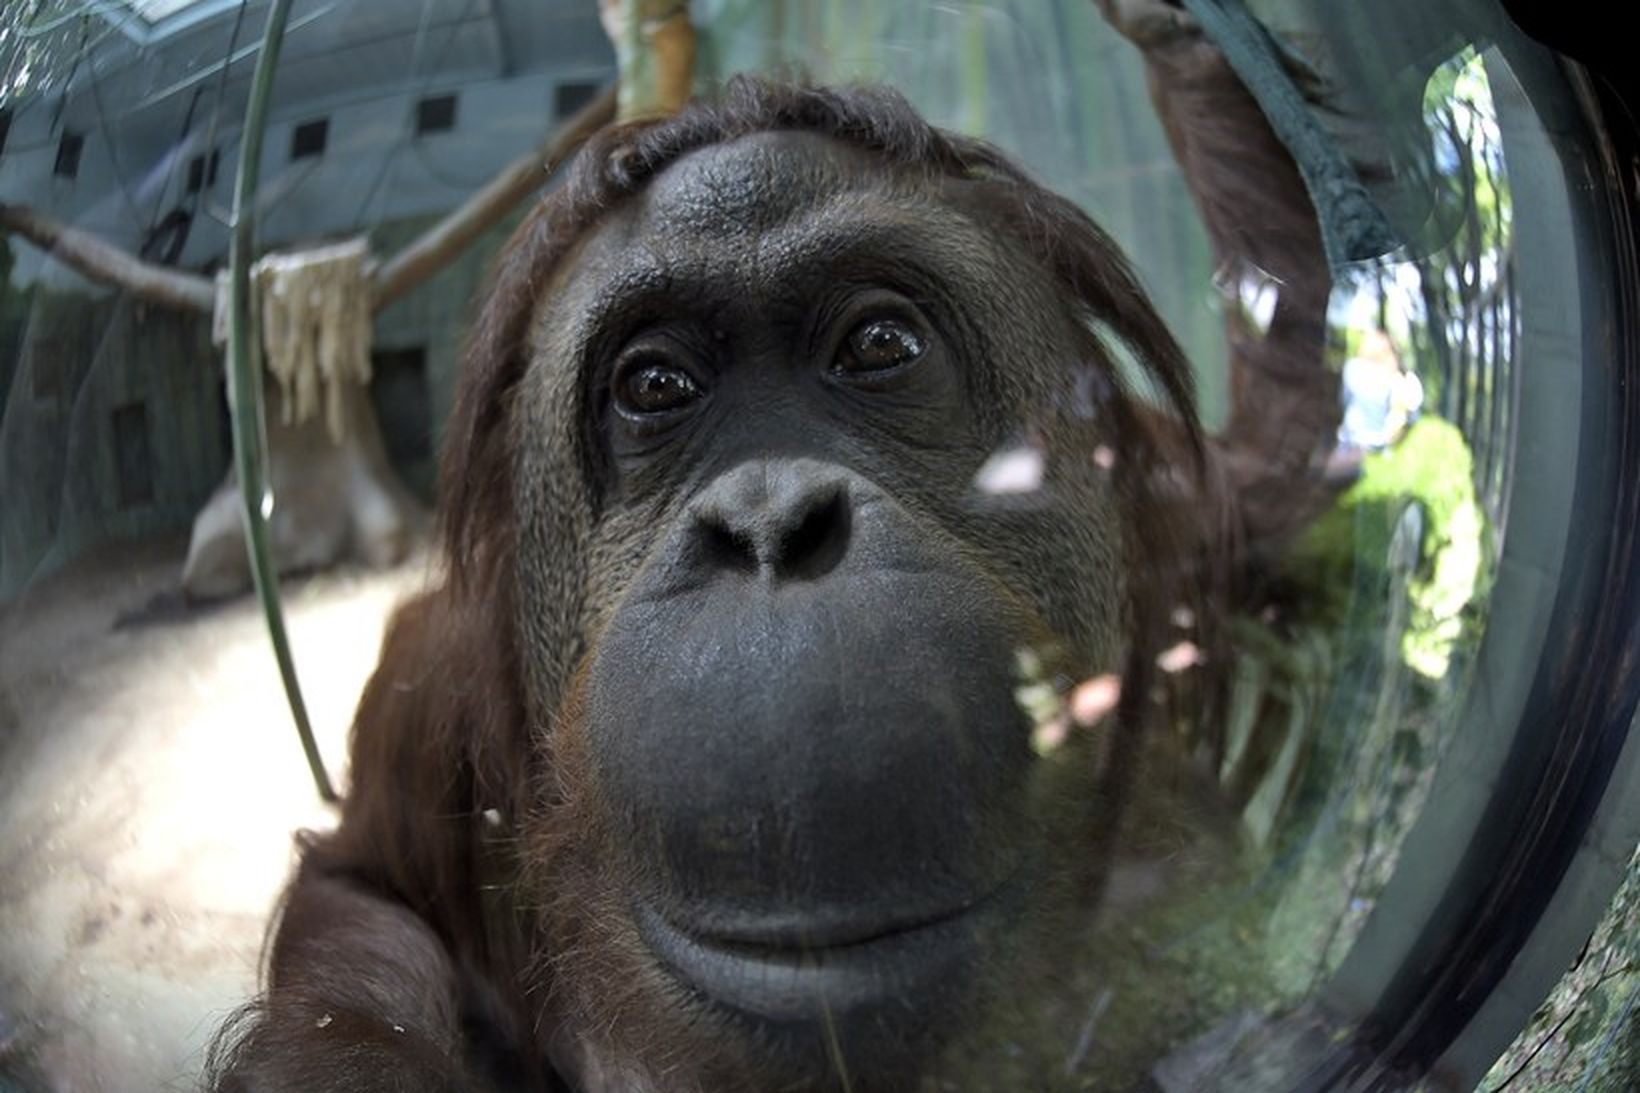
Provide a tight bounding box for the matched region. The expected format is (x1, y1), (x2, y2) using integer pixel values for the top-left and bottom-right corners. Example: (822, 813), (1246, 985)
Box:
(0, 534), (430, 1092)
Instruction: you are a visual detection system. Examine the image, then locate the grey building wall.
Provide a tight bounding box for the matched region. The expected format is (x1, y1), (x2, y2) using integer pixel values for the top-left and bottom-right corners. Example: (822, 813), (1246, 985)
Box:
(0, 0), (614, 601)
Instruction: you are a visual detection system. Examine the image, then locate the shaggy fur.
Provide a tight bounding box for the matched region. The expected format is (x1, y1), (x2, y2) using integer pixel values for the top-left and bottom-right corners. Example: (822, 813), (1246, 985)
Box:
(208, 58), (1333, 1091)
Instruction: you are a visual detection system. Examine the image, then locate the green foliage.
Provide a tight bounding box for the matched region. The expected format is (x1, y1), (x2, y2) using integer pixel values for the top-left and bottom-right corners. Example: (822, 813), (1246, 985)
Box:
(1422, 49), (1511, 262)
(1, 1), (96, 102)
(1287, 416), (1489, 680)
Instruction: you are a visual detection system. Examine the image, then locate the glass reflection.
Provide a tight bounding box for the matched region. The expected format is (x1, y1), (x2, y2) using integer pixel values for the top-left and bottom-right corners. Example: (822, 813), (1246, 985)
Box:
(0, 3), (1617, 1092)
(971, 43), (1520, 1089)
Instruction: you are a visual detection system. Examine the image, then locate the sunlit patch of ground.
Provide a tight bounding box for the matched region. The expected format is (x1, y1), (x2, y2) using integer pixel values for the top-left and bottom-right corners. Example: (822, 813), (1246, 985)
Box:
(0, 535), (429, 1091)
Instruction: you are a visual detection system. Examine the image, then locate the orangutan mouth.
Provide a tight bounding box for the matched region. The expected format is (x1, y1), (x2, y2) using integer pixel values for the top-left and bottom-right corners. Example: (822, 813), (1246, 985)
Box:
(634, 880), (1016, 1030)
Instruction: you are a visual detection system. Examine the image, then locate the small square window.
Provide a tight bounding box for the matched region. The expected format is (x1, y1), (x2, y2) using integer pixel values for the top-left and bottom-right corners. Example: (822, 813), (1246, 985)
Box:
(216, 379), (232, 465)
(370, 346), (432, 468)
(31, 338), (66, 403)
(416, 94), (457, 135)
(186, 148), (221, 192)
(113, 401), (155, 508)
(54, 131), (84, 178)
(554, 81), (601, 119)
(290, 118), (328, 160)
(370, 345), (435, 498)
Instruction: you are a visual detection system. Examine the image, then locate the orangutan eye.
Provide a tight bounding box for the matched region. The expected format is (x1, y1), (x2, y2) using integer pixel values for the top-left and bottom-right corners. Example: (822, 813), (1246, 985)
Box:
(834, 317), (927, 376)
(614, 359), (704, 416)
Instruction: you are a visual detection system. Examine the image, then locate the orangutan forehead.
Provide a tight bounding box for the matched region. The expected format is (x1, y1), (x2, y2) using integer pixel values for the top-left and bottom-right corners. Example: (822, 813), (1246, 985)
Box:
(542, 136), (1023, 341)
(628, 129), (910, 240)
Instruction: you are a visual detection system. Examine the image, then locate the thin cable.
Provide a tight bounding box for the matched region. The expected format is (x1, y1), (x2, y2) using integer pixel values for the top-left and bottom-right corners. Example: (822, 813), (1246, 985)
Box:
(225, 0), (336, 803)
(14, 0), (131, 38)
(192, 0), (248, 210)
(0, 14), (121, 147)
(347, 0), (478, 226)
(83, 17), (150, 224)
(180, 0), (248, 252)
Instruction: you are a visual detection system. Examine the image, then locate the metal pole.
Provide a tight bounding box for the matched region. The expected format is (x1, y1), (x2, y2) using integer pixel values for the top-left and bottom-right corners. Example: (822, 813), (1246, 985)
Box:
(226, 0), (336, 803)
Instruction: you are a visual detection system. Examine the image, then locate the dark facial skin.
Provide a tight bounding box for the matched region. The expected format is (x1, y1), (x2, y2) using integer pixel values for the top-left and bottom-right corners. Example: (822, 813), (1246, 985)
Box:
(512, 132), (1134, 1090)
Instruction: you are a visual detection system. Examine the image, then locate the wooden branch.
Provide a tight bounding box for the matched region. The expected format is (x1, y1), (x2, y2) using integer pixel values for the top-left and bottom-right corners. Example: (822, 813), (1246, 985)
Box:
(2, 85), (618, 318)
(370, 83), (618, 311)
(0, 201), (215, 312)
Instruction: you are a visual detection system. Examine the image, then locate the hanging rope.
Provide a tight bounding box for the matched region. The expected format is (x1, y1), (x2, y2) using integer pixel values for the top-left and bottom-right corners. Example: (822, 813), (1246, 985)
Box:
(1179, 0), (1399, 273)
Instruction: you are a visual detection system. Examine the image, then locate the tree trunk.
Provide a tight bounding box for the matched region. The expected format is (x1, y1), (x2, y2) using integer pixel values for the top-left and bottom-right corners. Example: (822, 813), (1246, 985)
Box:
(599, 0), (697, 121)
(182, 382), (423, 599)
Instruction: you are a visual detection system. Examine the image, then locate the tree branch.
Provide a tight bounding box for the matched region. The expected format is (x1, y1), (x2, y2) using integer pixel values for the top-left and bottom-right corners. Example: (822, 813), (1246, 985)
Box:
(1, 85), (619, 319)
(0, 201), (215, 312)
(369, 83), (618, 311)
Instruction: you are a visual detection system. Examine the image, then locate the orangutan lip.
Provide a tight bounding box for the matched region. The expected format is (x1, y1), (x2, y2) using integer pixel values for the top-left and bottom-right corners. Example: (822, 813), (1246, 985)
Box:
(635, 883), (1011, 1025)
